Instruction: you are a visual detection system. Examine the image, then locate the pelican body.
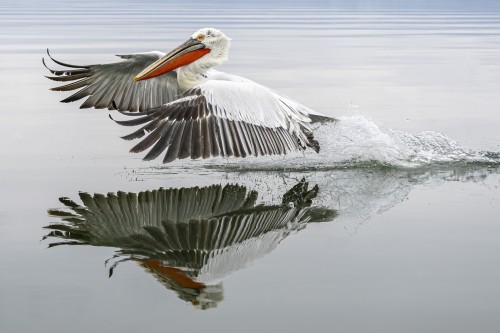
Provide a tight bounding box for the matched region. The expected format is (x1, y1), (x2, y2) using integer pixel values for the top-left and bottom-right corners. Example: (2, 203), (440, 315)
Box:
(44, 28), (326, 163)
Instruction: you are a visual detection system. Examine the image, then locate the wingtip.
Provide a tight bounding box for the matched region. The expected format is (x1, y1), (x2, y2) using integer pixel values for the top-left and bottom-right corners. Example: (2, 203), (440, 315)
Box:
(45, 49), (91, 69)
(313, 141), (320, 153)
(130, 148), (143, 154)
(111, 100), (118, 111)
(46, 48), (55, 62)
(121, 128), (147, 141)
(42, 57), (52, 73)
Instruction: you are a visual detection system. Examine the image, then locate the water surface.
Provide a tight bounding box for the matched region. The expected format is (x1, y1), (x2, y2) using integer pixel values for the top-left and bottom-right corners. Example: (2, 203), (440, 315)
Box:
(1, 1), (499, 332)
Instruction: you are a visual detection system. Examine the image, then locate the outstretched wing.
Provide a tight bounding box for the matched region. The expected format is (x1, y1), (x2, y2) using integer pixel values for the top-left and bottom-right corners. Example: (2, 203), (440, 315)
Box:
(43, 50), (181, 112)
(112, 80), (320, 163)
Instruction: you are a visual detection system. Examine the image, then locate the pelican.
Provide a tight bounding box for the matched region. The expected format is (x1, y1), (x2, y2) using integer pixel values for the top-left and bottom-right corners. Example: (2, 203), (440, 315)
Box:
(44, 28), (329, 163)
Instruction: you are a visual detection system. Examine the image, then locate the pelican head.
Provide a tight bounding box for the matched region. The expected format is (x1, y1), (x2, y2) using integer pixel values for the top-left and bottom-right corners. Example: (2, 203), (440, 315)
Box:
(134, 28), (231, 82)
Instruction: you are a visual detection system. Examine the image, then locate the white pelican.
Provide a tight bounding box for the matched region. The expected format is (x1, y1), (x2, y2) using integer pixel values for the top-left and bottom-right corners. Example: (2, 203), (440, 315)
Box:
(44, 28), (328, 163)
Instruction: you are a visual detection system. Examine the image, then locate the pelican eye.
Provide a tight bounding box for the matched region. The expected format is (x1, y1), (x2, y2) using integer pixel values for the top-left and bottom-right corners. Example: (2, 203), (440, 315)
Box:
(196, 34), (205, 41)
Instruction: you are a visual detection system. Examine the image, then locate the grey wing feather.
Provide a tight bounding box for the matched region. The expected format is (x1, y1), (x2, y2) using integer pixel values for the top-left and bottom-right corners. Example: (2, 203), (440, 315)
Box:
(44, 50), (181, 112)
(111, 88), (320, 163)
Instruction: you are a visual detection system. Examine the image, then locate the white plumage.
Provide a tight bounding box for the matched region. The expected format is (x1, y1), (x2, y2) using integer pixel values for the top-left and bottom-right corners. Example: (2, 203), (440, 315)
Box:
(44, 28), (328, 163)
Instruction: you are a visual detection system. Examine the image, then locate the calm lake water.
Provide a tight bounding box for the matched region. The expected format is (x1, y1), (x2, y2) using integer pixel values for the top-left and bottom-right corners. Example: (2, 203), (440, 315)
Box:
(1, 1), (499, 332)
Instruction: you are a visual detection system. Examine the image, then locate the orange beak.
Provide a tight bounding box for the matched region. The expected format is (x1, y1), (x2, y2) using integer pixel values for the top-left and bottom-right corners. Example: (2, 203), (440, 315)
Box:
(134, 38), (210, 82)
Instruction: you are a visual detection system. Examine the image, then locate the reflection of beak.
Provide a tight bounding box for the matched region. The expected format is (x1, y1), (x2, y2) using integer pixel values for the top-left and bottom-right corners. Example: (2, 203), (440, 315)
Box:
(134, 38), (210, 82)
(142, 259), (206, 289)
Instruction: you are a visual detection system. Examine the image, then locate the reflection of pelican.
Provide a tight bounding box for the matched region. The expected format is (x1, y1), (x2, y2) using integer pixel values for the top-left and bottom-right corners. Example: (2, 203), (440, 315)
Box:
(44, 179), (336, 309)
(44, 28), (332, 163)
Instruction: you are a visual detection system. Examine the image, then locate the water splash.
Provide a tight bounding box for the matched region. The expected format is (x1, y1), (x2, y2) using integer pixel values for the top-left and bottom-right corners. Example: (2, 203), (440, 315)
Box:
(209, 115), (500, 171)
(317, 115), (476, 166)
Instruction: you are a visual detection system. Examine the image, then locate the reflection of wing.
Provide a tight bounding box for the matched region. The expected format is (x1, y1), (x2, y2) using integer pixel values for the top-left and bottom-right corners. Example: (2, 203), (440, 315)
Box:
(43, 50), (181, 112)
(45, 179), (336, 309)
(121, 205), (305, 270)
(46, 184), (257, 245)
(112, 80), (320, 163)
